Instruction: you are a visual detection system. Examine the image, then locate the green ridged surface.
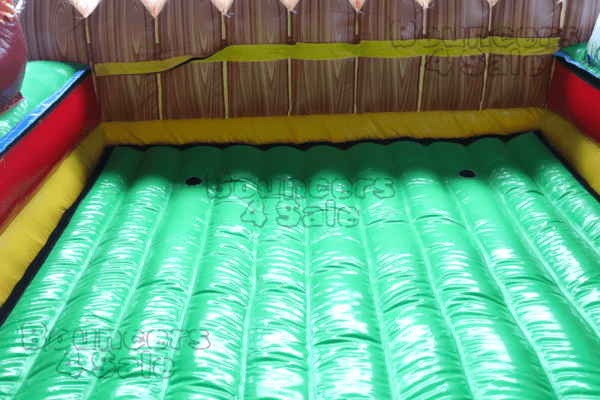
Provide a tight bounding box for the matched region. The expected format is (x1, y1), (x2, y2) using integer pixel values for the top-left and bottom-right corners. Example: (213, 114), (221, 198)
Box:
(1, 132), (600, 399)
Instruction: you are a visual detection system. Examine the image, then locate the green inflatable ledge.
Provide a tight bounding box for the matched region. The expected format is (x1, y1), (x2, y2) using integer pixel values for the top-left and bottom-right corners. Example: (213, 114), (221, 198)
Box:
(0, 61), (83, 138)
(1, 132), (600, 399)
(555, 41), (600, 80)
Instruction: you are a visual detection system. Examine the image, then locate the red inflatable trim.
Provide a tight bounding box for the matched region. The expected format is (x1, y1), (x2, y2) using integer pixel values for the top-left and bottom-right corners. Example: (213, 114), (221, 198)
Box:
(0, 76), (100, 230)
(547, 62), (600, 144)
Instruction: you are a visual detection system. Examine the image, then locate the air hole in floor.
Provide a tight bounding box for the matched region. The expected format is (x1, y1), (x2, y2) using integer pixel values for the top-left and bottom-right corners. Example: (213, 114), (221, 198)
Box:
(459, 169), (476, 178)
(186, 177), (203, 186)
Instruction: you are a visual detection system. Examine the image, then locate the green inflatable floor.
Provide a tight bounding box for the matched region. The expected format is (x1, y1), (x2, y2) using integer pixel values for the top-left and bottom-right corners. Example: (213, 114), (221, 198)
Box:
(1, 132), (600, 399)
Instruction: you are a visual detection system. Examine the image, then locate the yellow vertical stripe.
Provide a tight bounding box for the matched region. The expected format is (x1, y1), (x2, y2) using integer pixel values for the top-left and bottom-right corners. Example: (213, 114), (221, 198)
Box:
(157, 73), (163, 120)
(222, 14), (229, 118)
(480, 5), (493, 110)
(354, 12), (359, 113)
(559, 0), (567, 30)
(221, 14), (226, 41)
(154, 18), (163, 120)
(288, 9), (293, 116)
(288, 58), (293, 116)
(223, 62), (229, 119)
(354, 56), (359, 114)
(417, 9), (428, 112)
(547, 0), (567, 108)
(84, 18), (100, 107)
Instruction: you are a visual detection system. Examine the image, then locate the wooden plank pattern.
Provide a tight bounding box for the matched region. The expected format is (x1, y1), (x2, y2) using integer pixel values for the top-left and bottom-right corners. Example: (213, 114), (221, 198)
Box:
(225, 0), (288, 119)
(421, 55), (486, 111)
(162, 63), (225, 119)
(357, 0), (422, 113)
(491, 0), (561, 38)
(158, 0), (223, 120)
(427, 0), (489, 39)
(19, 0), (88, 64)
(422, 1), (488, 112)
(158, 0), (222, 58)
(88, 0), (156, 122)
(88, 0), (156, 63)
(291, 59), (355, 115)
(15, 0), (586, 120)
(563, 0), (600, 46)
(291, 0), (355, 117)
(482, 54), (552, 109)
(226, 0), (287, 45)
(292, 0), (355, 43)
(357, 58), (421, 113)
(485, 0), (559, 112)
(359, 0), (423, 41)
(228, 61), (289, 117)
(96, 75), (159, 122)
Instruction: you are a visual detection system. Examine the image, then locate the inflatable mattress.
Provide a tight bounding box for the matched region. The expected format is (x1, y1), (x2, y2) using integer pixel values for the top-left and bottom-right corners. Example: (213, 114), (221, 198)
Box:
(1, 132), (600, 399)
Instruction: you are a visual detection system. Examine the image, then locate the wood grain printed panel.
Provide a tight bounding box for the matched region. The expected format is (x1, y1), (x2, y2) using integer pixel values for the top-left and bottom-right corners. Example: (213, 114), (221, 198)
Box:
(292, 0), (355, 43)
(158, 0), (222, 58)
(226, 0), (287, 45)
(420, 55), (486, 111)
(427, 0), (489, 39)
(88, 0), (156, 63)
(19, 0), (88, 64)
(96, 75), (159, 122)
(359, 0), (423, 41)
(228, 61), (288, 117)
(562, 0), (600, 47)
(162, 63), (225, 119)
(357, 58), (421, 113)
(482, 54), (552, 109)
(291, 59), (355, 115)
(491, 0), (561, 38)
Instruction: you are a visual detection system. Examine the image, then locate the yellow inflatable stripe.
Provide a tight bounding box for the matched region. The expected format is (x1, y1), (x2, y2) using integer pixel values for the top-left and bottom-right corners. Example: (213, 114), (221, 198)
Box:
(540, 109), (600, 196)
(102, 108), (543, 145)
(0, 128), (106, 305)
(94, 37), (561, 77)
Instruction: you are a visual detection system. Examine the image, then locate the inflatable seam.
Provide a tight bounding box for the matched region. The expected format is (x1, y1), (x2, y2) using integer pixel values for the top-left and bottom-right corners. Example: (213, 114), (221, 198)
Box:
(357, 191), (399, 400)
(236, 222), (259, 398)
(509, 141), (600, 264)
(397, 176), (477, 399)
(84, 150), (179, 397)
(157, 197), (214, 398)
(7, 148), (129, 396)
(484, 149), (600, 345)
(446, 178), (560, 399)
(304, 180), (317, 400)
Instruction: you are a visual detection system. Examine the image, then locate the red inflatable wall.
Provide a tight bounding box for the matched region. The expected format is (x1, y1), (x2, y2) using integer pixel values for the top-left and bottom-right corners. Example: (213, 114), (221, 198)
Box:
(0, 76), (101, 231)
(547, 61), (600, 144)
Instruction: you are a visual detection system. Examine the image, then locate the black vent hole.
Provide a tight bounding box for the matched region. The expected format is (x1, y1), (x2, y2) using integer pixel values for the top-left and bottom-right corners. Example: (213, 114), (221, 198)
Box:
(459, 169), (477, 178)
(186, 177), (203, 186)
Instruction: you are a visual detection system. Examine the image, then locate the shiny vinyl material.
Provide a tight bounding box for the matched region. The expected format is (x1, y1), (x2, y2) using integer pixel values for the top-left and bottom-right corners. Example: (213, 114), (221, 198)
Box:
(1, 132), (600, 399)
(0, 12), (26, 115)
(0, 61), (84, 138)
